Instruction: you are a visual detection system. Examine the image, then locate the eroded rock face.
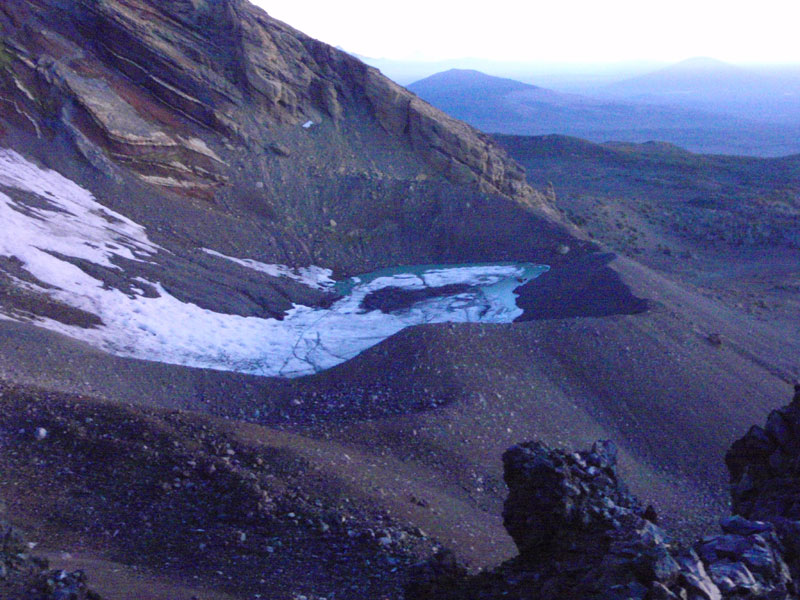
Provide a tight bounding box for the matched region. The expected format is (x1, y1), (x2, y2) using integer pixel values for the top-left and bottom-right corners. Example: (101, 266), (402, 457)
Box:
(502, 439), (647, 560)
(408, 389), (800, 600)
(0, 0), (545, 205)
(727, 386), (800, 522)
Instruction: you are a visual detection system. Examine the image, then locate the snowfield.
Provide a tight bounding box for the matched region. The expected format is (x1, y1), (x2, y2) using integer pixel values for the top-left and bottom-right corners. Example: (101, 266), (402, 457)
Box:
(202, 248), (336, 290)
(0, 149), (548, 377)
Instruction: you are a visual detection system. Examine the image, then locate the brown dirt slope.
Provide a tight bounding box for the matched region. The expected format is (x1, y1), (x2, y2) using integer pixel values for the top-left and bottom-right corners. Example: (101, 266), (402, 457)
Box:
(0, 252), (796, 562)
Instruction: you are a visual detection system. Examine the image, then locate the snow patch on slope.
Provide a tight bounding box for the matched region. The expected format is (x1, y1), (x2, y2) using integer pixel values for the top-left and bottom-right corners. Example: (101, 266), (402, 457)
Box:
(0, 149), (547, 378)
(202, 248), (335, 290)
(0, 150), (159, 271)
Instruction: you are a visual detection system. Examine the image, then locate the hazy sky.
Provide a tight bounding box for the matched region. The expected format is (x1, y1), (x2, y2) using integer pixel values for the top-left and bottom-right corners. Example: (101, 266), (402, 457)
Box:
(257, 1), (800, 64)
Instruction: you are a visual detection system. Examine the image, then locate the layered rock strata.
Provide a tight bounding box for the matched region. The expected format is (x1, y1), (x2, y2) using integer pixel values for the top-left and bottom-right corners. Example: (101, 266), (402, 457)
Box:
(0, 0), (547, 206)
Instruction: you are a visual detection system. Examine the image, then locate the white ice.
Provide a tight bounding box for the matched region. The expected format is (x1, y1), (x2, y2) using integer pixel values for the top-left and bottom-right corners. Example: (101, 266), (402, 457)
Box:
(0, 149), (548, 378)
(202, 248), (335, 290)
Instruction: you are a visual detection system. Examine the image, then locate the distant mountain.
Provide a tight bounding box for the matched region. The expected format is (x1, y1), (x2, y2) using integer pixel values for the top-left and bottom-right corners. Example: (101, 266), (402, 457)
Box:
(408, 69), (800, 156)
(409, 68), (661, 133)
(604, 57), (765, 100)
(355, 54), (666, 89)
(408, 68), (573, 106)
(599, 57), (800, 125)
(409, 68), (534, 95)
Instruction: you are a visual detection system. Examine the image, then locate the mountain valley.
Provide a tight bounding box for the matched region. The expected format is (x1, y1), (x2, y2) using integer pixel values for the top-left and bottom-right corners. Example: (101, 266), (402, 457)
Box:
(0, 1), (798, 599)
(409, 68), (800, 156)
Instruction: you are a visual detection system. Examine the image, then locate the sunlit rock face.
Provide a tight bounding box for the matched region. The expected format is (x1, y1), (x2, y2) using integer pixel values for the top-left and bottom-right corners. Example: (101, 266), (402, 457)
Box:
(0, 149), (547, 377)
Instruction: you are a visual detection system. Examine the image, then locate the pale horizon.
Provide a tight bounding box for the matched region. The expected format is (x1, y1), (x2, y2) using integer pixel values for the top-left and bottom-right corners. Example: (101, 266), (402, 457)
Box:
(257, 1), (800, 65)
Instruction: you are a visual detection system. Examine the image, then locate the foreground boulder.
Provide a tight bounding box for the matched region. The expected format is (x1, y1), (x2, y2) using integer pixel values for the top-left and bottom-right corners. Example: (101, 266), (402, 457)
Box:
(726, 383), (800, 583)
(408, 388), (800, 599)
(1, 510), (100, 599)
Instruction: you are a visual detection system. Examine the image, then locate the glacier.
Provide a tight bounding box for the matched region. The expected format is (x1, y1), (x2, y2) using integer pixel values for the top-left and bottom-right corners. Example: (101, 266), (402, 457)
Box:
(0, 149), (548, 377)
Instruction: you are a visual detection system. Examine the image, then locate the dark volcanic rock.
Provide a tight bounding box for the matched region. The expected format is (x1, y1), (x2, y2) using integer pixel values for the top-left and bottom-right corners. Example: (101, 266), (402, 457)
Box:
(727, 388), (800, 584)
(360, 284), (472, 313)
(727, 394), (800, 524)
(409, 389), (800, 599)
(515, 253), (650, 321)
(501, 439), (646, 560)
(1, 515), (100, 600)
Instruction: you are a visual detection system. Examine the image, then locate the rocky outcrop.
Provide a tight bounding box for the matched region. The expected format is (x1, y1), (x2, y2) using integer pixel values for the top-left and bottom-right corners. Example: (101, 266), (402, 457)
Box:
(726, 383), (800, 583)
(727, 384), (800, 524)
(408, 388), (800, 599)
(0, 0), (232, 198)
(501, 439), (650, 562)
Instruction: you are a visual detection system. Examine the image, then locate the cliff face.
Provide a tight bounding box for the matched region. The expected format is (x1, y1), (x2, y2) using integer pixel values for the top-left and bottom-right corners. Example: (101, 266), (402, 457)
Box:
(0, 0), (546, 209)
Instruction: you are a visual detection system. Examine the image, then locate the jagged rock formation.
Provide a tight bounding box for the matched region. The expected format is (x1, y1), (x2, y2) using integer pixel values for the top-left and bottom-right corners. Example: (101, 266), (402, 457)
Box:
(726, 383), (800, 584)
(408, 389), (800, 599)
